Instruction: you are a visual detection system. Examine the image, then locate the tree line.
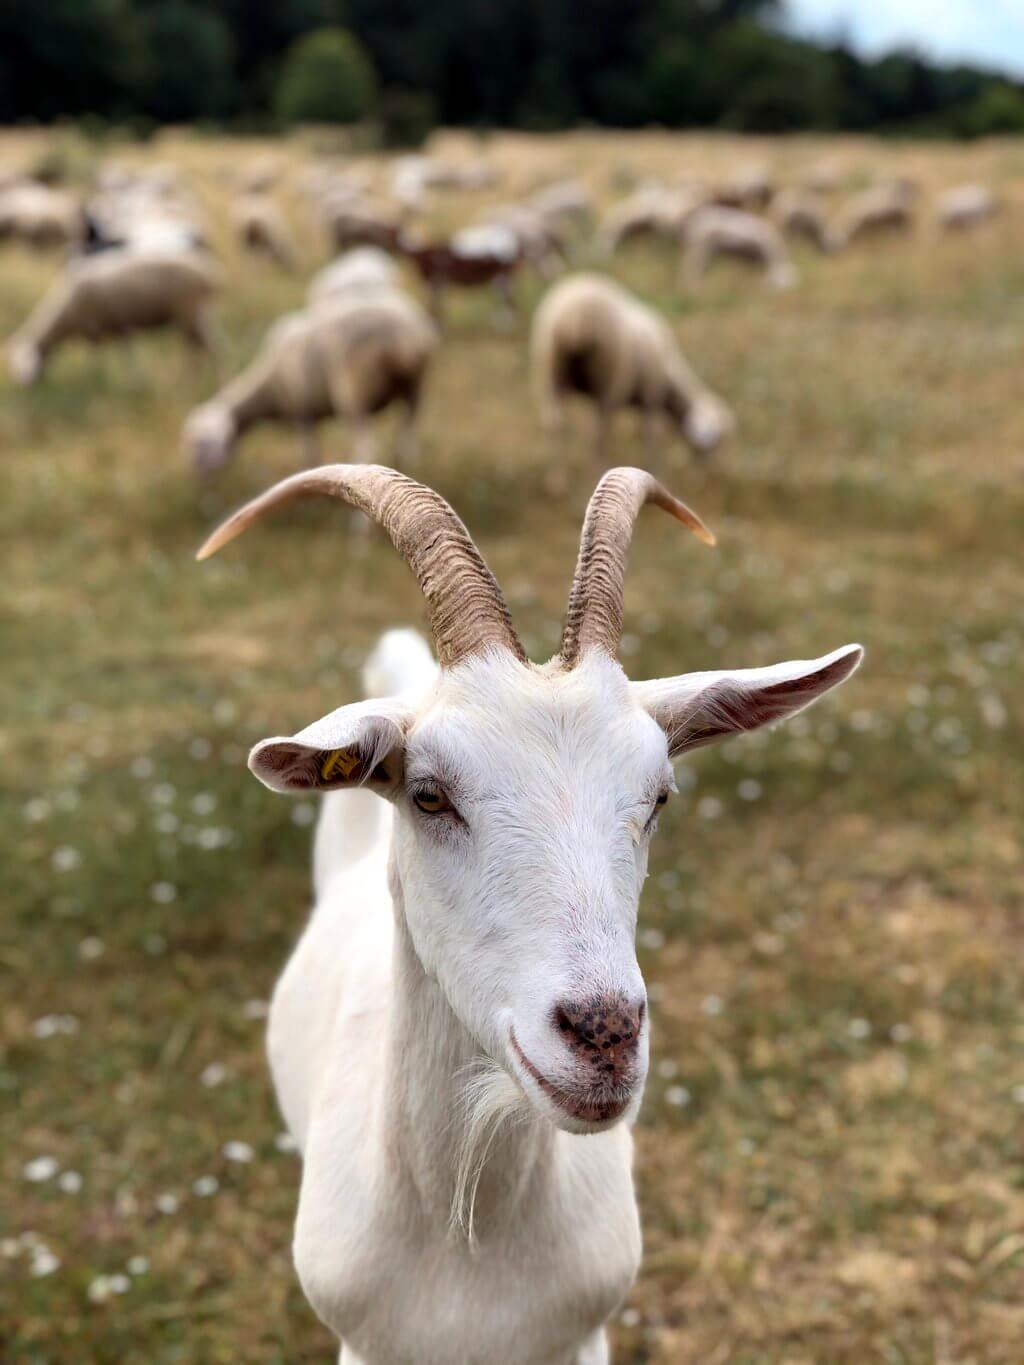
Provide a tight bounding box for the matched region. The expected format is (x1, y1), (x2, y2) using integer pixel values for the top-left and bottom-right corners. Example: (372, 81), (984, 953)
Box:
(3, 0), (1024, 140)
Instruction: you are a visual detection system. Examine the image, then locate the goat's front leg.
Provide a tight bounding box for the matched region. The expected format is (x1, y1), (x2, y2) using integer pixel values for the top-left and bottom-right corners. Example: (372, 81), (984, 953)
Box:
(339, 1345), (368, 1365)
(575, 1327), (610, 1364)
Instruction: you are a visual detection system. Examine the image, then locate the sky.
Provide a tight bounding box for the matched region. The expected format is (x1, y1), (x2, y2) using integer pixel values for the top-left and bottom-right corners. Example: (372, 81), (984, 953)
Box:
(784, 0), (1024, 78)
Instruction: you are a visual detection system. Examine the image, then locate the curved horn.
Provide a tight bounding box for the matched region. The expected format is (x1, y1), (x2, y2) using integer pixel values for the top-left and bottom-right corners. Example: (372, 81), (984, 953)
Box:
(197, 464), (525, 670)
(559, 467), (715, 668)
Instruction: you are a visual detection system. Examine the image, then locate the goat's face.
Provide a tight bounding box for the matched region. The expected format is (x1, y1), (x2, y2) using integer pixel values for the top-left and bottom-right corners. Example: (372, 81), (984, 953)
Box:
(390, 652), (659, 1133)
(246, 638), (861, 1135)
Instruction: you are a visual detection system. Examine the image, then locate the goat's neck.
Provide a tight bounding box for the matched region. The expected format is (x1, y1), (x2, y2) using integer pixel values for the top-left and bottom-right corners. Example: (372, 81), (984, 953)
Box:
(382, 859), (556, 1238)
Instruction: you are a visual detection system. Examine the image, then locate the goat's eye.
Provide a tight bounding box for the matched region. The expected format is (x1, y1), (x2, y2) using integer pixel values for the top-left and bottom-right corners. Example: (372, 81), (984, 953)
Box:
(413, 785), (452, 816)
(655, 792), (669, 807)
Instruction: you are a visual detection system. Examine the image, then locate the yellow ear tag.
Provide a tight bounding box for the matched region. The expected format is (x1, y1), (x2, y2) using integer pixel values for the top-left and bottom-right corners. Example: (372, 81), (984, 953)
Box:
(320, 747), (361, 782)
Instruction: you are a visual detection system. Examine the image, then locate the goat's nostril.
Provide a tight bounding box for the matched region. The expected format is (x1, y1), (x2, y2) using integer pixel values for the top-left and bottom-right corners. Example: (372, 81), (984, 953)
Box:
(551, 994), (645, 1071)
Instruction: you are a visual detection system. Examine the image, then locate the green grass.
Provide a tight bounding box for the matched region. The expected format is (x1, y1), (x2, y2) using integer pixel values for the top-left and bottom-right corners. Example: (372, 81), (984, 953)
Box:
(2, 128), (1023, 1364)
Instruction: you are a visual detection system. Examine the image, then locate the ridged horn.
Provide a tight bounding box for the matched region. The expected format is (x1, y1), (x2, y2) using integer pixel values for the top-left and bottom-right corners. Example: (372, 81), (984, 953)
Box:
(196, 465), (525, 670)
(560, 467), (715, 668)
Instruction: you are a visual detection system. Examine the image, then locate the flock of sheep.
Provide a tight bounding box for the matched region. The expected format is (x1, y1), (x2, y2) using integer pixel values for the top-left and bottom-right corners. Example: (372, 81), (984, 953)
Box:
(2, 148), (1003, 478)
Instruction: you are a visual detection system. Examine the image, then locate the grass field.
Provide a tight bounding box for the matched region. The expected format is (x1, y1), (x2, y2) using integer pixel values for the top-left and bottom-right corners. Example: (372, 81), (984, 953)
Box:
(2, 127), (1023, 1364)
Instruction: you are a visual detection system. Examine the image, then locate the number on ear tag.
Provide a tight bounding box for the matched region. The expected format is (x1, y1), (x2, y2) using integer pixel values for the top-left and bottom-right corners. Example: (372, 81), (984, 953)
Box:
(320, 747), (361, 781)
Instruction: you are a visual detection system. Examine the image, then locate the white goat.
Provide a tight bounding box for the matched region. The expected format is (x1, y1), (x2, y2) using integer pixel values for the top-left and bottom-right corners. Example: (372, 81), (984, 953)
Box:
(197, 462), (863, 1365)
(8, 249), (220, 385)
(531, 273), (734, 461)
(682, 206), (798, 290)
(183, 291), (437, 475)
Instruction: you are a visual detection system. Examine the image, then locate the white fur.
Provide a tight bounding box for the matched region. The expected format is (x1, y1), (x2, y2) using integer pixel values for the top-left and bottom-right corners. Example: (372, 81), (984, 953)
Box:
(256, 624), (862, 1363)
(682, 206), (799, 291)
(182, 292), (437, 474)
(530, 272), (735, 458)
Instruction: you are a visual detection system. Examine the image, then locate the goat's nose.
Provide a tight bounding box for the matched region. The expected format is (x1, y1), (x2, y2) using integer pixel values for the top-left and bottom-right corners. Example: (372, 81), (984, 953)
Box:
(552, 994), (645, 1075)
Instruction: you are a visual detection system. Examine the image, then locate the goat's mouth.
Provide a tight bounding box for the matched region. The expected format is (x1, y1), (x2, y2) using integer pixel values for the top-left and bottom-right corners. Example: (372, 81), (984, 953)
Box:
(508, 1029), (631, 1126)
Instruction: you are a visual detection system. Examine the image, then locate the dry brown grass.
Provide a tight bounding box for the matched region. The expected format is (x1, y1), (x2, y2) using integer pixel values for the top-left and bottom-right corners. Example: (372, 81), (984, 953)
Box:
(1, 127), (1023, 1364)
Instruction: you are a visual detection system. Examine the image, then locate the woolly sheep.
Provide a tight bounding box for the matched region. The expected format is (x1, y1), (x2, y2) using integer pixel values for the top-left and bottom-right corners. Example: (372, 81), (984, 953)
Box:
(475, 203), (567, 279)
(232, 194), (299, 271)
(307, 247), (399, 306)
(530, 272), (734, 462)
(321, 196), (404, 253)
(8, 249), (220, 385)
(682, 206), (798, 290)
(712, 163), (774, 211)
(528, 179), (593, 229)
(0, 183), (83, 248)
(936, 183), (998, 232)
(827, 179), (917, 251)
(399, 229), (523, 323)
(601, 186), (703, 252)
(183, 290), (438, 476)
(771, 187), (830, 252)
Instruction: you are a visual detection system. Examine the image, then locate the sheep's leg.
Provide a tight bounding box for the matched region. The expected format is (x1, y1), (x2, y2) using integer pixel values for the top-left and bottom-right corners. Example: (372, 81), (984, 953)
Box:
(593, 401), (613, 466)
(300, 423), (321, 468)
(428, 278), (446, 326)
(493, 272), (517, 329)
(642, 404), (660, 461)
(181, 309), (222, 379)
(351, 418), (377, 466)
(393, 395), (420, 471)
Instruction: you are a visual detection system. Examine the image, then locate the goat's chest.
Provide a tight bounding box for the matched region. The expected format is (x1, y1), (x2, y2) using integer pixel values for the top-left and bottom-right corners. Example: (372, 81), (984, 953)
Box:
(297, 1134), (641, 1365)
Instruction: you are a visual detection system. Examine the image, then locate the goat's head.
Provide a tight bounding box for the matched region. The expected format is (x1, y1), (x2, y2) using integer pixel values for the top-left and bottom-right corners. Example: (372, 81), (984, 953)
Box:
(198, 466), (862, 1134)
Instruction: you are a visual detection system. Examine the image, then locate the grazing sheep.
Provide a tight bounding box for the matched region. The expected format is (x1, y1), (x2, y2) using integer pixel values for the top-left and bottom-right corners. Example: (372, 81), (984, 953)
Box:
(531, 272), (734, 462)
(233, 195), (299, 271)
(601, 186), (703, 252)
(712, 163), (774, 211)
(683, 206), (798, 290)
(307, 247), (399, 306)
(400, 227), (522, 323)
(81, 202), (207, 257)
(772, 187), (830, 252)
(0, 182), (83, 248)
(529, 179), (593, 229)
(936, 183), (998, 232)
(827, 179), (917, 250)
(476, 204), (567, 279)
(321, 196), (404, 253)
(8, 250), (221, 385)
(392, 156), (498, 205)
(183, 290), (438, 476)
(238, 157), (283, 195)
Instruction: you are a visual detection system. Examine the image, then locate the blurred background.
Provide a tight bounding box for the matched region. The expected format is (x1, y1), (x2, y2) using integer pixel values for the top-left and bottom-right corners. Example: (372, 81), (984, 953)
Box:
(2, 2), (1023, 1363)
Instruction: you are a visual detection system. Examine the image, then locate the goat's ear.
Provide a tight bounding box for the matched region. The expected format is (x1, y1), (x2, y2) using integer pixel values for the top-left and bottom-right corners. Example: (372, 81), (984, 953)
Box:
(631, 644), (863, 757)
(248, 698), (412, 794)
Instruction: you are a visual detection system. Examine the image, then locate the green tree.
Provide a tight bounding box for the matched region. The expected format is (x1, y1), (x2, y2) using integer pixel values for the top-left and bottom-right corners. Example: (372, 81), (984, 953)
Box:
(960, 83), (1024, 136)
(275, 27), (378, 124)
(136, 2), (236, 121)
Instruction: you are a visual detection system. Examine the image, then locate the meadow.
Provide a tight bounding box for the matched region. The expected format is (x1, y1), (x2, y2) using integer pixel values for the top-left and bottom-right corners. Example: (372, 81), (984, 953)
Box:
(2, 128), (1023, 1364)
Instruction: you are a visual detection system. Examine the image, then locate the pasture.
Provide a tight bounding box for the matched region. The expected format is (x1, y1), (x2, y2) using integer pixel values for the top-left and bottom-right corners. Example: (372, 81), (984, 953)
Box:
(2, 127), (1023, 1364)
